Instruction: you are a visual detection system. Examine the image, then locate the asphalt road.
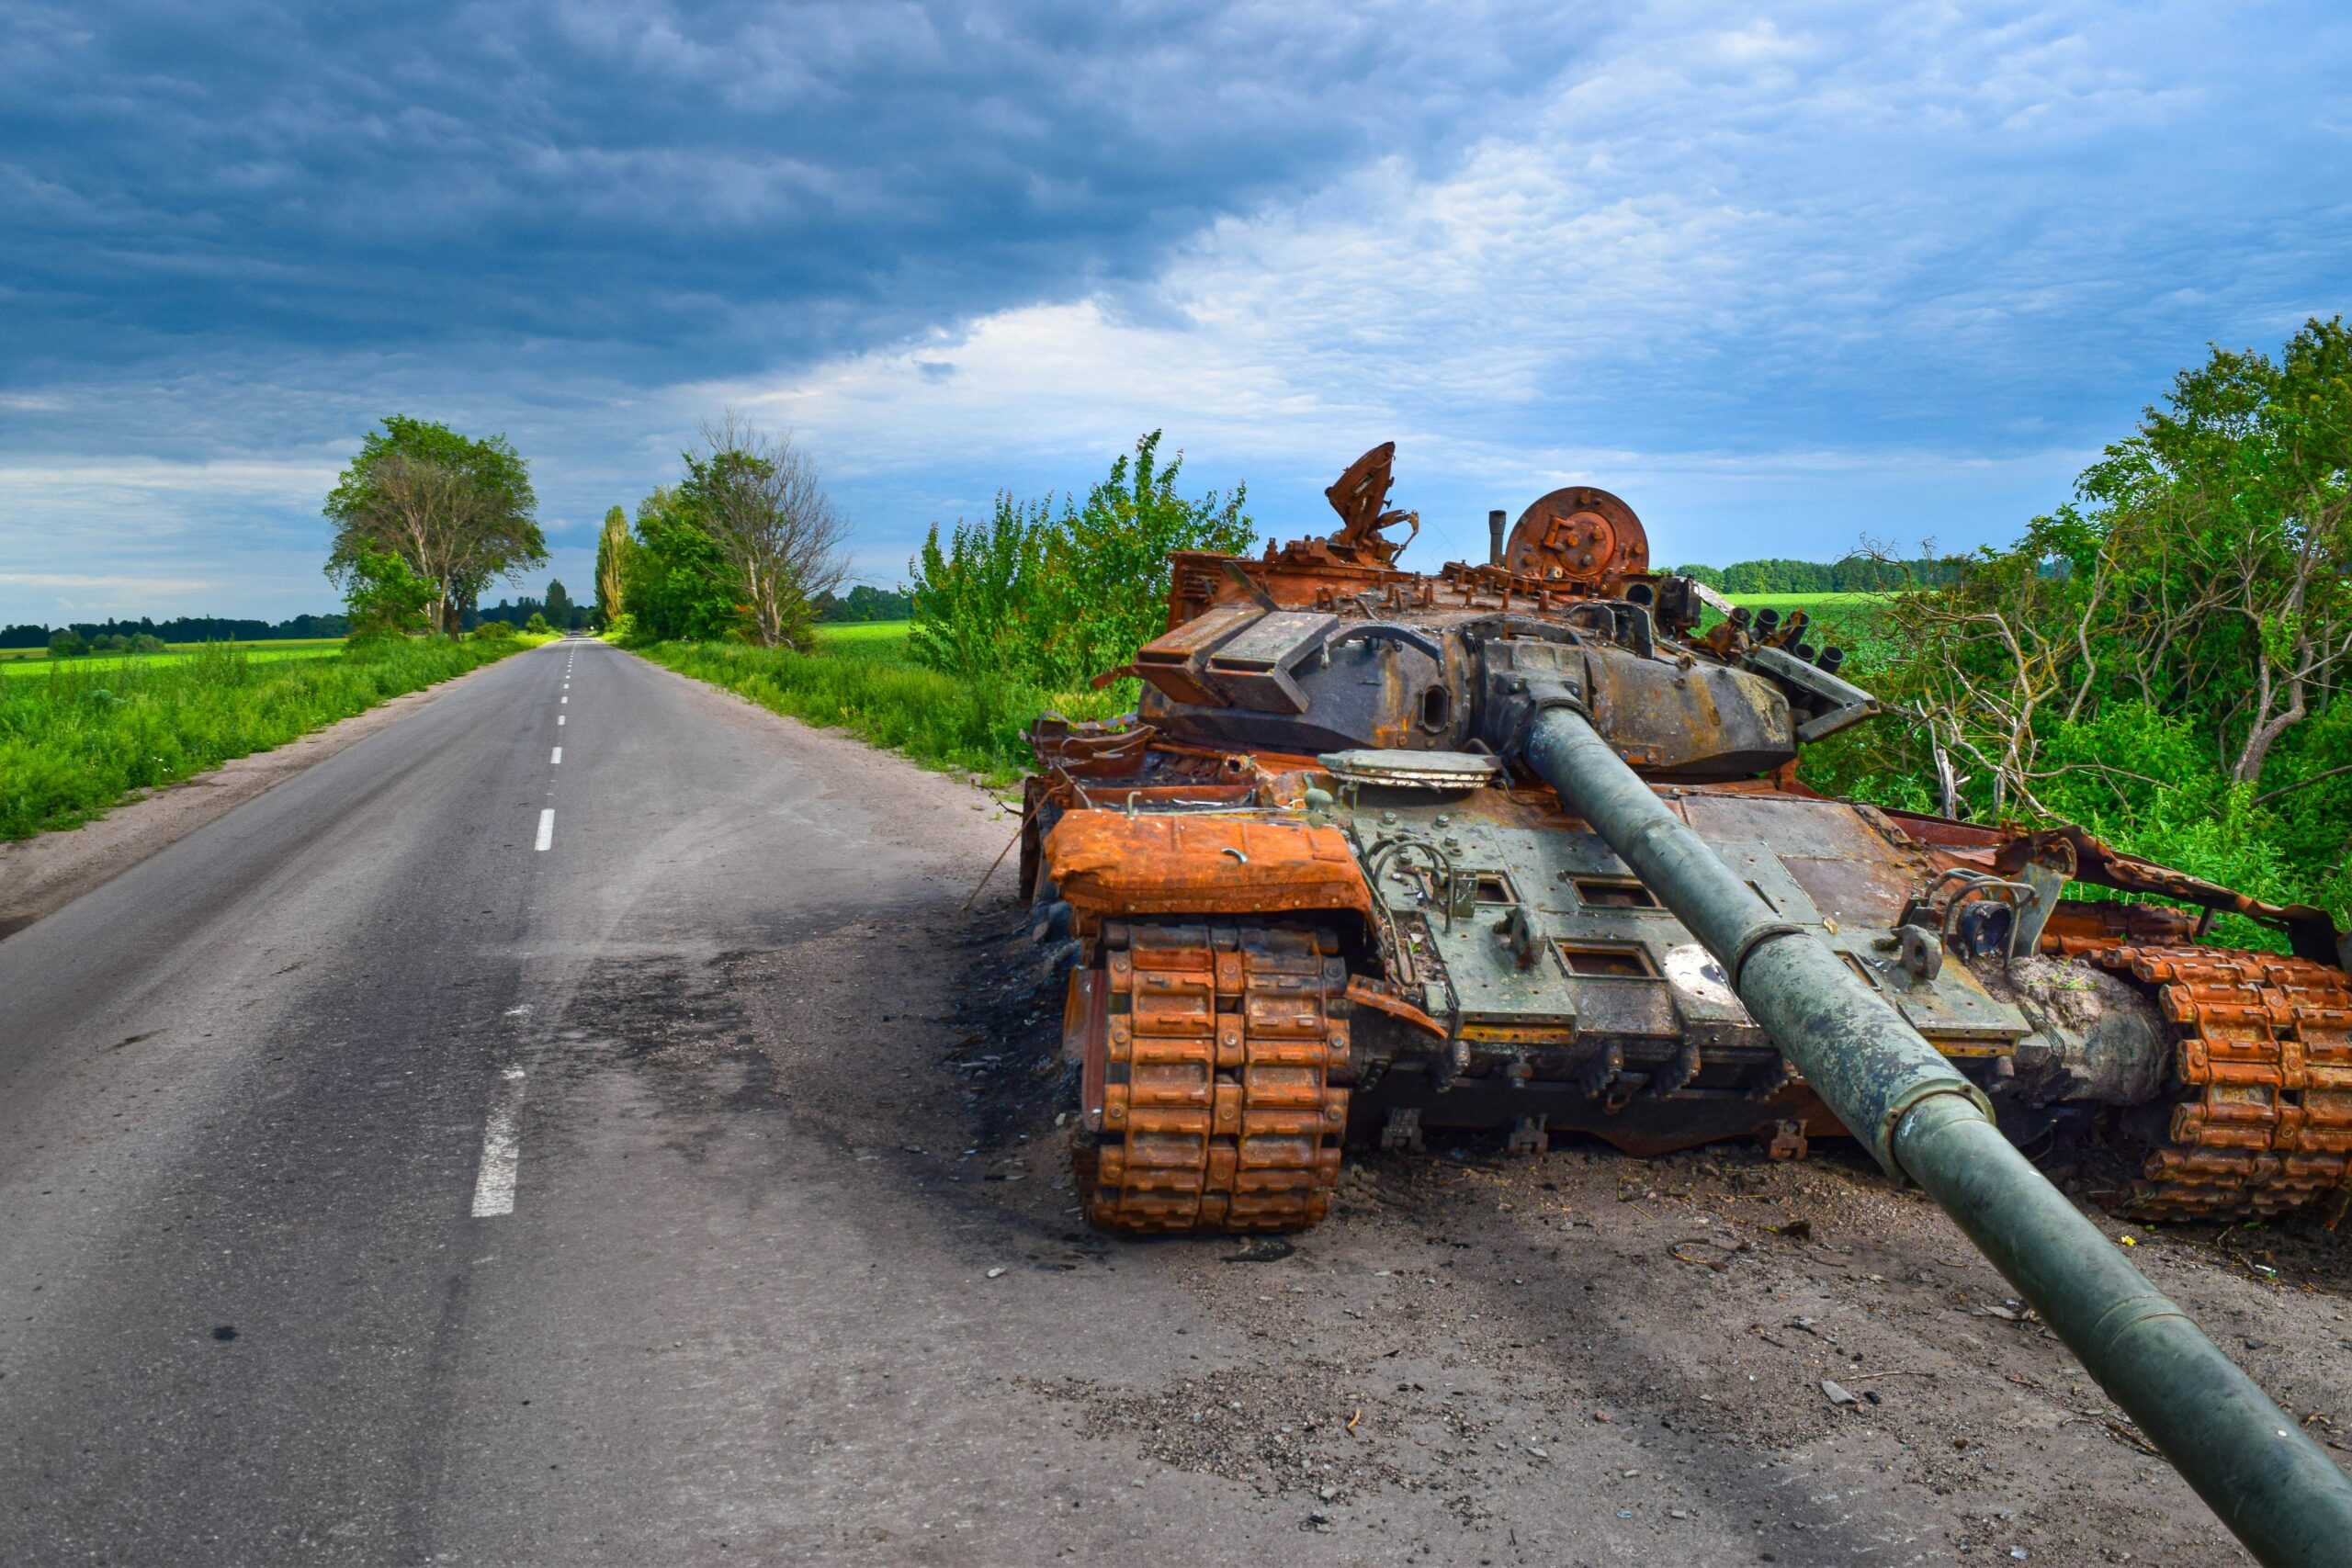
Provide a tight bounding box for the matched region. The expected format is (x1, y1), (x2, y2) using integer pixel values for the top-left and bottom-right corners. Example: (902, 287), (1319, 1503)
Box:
(3, 640), (2335, 1566)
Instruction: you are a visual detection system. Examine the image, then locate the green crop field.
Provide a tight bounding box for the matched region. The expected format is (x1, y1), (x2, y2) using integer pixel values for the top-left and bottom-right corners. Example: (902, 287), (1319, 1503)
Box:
(0, 640), (348, 679)
(0, 637), (530, 840)
(810, 619), (912, 650)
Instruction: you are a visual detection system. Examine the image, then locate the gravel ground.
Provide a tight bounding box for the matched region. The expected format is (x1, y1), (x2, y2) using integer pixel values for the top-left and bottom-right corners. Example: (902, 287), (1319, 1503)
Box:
(910, 908), (2352, 1567)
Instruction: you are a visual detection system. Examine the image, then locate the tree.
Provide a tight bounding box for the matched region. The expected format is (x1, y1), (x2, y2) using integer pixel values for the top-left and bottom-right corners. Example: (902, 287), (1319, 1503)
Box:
(545, 579), (575, 629)
(340, 545), (435, 638)
(622, 485), (742, 641)
(525, 612), (553, 635)
(323, 415), (545, 635)
(46, 628), (85, 658)
(1039, 430), (1252, 683)
(594, 505), (633, 624)
(1878, 317), (2352, 811)
(680, 414), (850, 649)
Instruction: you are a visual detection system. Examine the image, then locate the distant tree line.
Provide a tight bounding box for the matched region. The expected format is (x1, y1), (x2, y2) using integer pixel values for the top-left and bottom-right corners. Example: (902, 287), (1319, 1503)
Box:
(2, 614), (351, 650)
(1667, 556), (1965, 593)
(814, 584), (913, 622)
(466, 580), (592, 632)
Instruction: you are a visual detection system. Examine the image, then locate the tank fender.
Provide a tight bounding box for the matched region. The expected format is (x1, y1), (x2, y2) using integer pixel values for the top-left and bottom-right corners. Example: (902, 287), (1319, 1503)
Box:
(1041, 812), (1374, 929)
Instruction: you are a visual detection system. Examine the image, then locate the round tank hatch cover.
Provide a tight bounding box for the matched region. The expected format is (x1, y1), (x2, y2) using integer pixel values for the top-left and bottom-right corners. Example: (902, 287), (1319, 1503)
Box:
(1663, 943), (1749, 1016)
(1318, 750), (1502, 789)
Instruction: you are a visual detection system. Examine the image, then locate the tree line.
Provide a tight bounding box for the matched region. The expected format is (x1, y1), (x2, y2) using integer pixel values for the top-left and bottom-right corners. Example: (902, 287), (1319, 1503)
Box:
(3, 614), (351, 651)
(322, 412), (849, 648)
(1668, 557), (1965, 593)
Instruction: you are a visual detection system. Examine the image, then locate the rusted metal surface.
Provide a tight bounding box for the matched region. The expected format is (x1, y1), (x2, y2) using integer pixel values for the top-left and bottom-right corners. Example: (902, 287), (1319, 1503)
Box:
(1070, 922), (1349, 1233)
(1044, 813), (1373, 924)
(1499, 485), (1650, 585)
(2094, 947), (2352, 1219)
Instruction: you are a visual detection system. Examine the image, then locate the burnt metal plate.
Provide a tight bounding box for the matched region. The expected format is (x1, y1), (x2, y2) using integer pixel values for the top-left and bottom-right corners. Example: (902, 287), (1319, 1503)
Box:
(1321, 750), (1501, 790)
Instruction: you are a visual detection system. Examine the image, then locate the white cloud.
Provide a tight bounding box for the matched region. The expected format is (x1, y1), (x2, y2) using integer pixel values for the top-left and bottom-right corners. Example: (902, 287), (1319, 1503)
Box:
(686, 0), (2346, 566)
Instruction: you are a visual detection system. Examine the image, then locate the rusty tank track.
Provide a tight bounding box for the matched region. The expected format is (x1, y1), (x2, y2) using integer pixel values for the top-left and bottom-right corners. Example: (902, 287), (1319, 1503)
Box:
(1072, 921), (1350, 1234)
(2090, 945), (2352, 1221)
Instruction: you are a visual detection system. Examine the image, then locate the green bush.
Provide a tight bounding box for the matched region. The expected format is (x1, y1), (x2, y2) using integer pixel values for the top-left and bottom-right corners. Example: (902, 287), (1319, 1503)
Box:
(46, 629), (85, 659)
(0, 637), (525, 840)
(622, 485), (744, 641)
(908, 431), (1252, 689)
(342, 544), (435, 637)
(472, 618), (517, 640)
(525, 613), (553, 635)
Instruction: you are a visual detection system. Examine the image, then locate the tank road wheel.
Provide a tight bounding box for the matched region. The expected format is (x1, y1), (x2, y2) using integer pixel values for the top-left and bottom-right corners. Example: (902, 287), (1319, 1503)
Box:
(1068, 921), (1351, 1235)
(2091, 946), (2352, 1221)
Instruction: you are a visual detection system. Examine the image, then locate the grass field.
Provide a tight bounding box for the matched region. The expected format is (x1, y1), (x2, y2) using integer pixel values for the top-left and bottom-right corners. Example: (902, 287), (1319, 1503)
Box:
(0, 637), (532, 840)
(0, 640), (348, 679)
(810, 619), (913, 647)
(0, 636), (347, 664)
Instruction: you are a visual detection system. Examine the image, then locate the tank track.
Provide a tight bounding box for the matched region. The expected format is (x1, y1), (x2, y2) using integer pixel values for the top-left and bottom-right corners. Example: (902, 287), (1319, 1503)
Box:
(1072, 921), (1350, 1234)
(2091, 945), (2352, 1221)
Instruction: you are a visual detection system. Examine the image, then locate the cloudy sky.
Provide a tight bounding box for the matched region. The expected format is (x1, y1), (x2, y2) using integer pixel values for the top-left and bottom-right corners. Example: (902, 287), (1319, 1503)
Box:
(3, 1), (2347, 624)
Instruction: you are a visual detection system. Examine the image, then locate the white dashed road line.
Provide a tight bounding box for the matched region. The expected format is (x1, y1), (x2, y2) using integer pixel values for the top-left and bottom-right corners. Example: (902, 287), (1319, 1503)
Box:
(550, 747), (562, 765)
(534, 808), (554, 852)
(469, 1066), (528, 1218)
(558, 715), (565, 726)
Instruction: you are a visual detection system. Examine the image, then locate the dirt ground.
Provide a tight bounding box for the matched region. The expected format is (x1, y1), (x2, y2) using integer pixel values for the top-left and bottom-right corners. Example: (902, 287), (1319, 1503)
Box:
(803, 900), (2352, 1566)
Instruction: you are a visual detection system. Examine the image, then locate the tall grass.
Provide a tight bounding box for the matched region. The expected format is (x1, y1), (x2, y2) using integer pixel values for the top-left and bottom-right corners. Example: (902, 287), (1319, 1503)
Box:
(636, 627), (1130, 786)
(0, 637), (526, 840)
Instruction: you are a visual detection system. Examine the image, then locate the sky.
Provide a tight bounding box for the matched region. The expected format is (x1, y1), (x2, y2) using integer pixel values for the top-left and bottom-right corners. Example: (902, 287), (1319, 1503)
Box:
(2, 1), (2347, 624)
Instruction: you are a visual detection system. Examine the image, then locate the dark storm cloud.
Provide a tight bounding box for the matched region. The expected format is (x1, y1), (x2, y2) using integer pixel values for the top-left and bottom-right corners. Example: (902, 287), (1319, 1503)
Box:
(0, 0), (1589, 385)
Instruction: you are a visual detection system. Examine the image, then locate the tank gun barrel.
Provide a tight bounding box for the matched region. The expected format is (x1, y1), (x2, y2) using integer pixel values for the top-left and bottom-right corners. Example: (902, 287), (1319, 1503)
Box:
(1521, 701), (2352, 1568)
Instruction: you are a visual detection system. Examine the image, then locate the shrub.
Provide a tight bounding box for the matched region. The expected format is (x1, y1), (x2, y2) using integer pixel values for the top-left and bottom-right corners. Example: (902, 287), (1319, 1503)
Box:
(473, 617), (517, 640)
(525, 613), (553, 635)
(46, 629), (85, 658)
(908, 431), (1251, 689)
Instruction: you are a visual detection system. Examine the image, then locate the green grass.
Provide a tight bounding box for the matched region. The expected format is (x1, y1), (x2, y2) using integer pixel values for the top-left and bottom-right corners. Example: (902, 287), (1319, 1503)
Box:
(0, 636), (347, 665)
(1, 643), (347, 679)
(810, 619), (912, 648)
(0, 637), (530, 840)
(635, 631), (1125, 787)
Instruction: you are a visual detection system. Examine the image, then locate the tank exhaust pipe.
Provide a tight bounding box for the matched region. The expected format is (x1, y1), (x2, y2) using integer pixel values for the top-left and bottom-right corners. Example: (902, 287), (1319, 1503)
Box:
(1519, 698), (2352, 1567)
(1487, 509), (1506, 566)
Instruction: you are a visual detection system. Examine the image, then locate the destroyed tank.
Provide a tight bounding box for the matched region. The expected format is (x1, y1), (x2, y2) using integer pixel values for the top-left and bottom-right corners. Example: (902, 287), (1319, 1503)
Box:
(1017, 444), (2352, 1563)
(1022, 442), (2352, 1236)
